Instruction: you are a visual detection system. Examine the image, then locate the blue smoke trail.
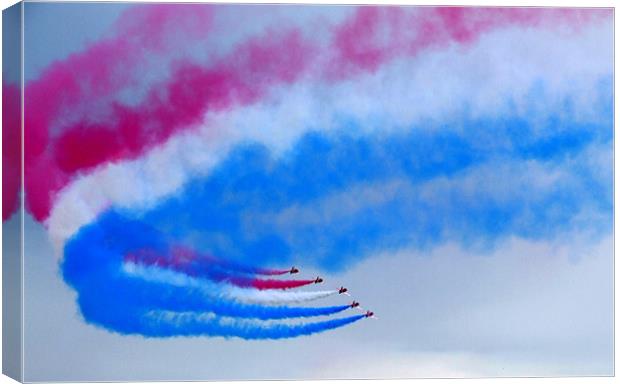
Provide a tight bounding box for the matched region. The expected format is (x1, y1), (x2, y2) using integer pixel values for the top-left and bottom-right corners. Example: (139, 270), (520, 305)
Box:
(140, 313), (366, 339)
(80, 303), (366, 339)
(64, 212), (354, 320)
(134, 89), (612, 272)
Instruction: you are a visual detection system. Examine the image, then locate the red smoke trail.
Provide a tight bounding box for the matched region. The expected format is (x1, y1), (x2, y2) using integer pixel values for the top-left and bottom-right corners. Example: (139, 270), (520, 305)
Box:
(25, 25), (314, 221)
(24, 4), (215, 221)
(125, 247), (295, 279)
(22, 6), (609, 222)
(53, 28), (312, 175)
(168, 247), (293, 276)
(3, 84), (21, 221)
(125, 248), (317, 290)
(247, 278), (318, 290)
(328, 6), (610, 77)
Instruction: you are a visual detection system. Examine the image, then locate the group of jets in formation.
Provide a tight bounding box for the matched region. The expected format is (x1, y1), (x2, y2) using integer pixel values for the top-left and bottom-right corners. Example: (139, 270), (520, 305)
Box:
(288, 266), (377, 319)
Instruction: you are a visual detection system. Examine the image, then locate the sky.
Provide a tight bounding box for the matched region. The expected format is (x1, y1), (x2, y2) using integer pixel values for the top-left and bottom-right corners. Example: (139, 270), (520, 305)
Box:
(3, 2), (614, 381)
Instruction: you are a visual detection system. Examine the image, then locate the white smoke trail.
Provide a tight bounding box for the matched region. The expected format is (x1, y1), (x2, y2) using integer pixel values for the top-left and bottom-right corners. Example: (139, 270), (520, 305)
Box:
(122, 262), (339, 304)
(225, 285), (339, 304)
(46, 20), (611, 256)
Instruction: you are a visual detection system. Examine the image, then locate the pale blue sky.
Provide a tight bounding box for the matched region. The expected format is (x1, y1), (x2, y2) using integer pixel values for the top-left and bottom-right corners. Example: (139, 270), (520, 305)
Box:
(24, 2), (129, 81)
